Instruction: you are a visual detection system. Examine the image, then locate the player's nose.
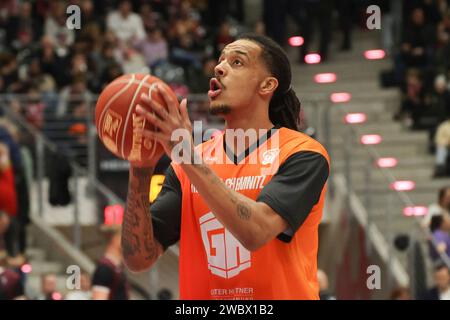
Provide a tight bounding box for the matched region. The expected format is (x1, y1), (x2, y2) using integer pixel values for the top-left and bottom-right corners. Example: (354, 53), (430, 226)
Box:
(214, 61), (226, 78)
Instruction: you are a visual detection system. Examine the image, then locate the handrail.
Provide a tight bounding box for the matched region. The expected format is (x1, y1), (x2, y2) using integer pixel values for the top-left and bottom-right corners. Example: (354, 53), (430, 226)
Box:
(302, 93), (450, 270)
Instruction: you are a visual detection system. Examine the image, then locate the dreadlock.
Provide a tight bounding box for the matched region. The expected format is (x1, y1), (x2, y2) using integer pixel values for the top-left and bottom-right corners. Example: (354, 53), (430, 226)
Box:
(237, 33), (301, 131)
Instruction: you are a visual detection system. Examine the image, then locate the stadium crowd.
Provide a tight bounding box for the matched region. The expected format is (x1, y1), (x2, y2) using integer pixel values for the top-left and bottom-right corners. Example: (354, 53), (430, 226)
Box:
(387, 0), (450, 178)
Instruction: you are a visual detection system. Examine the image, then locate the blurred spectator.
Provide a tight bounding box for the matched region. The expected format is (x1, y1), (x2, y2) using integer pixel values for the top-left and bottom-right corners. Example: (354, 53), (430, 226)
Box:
(65, 271), (92, 300)
(167, 1), (205, 70)
(56, 75), (93, 119)
(139, 3), (164, 31)
(92, 226), (129, 300)
(0, 262), (25, 300)
(317, 269), (336, 300)
(107, 0), (145, 45)
(298, 0), (333, 63)
(424, 186), (450, 227)
(0, 119), (30, 264)
(433, 115), (450, 177)
(396, 69), (426, 128)
(390, 287), (412, 300)
(157, 288), (173, 300)
(0, 142), (19, 265)
(44, 1), (75, 58)
(429, 215), (450, 262)
(400, 7), (434, 69)
(37, 272), (61, 300)
(215, 21), (235, 57)
(120, 47), (148, 74)
(5, 1), (39, 53)
(0, 52), (23, 93)
(420, 263), (450, 300)
(134, 28), (169, 70)
(0, 211), (10, 260)
(37, 36), (70, 88)
(190, 57), (216, 94)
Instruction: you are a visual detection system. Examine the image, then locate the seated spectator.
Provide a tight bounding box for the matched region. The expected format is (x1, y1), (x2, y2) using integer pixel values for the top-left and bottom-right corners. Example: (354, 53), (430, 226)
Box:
(120, 47), (148, 74)
(0, 143), (19, 264)
(428, 75), (450, 151)
(400, 8), (434, 69)
(0, 262), (25, 300)
(36, 272), (61, 300)
(37, 36), (69, 88)
(420, 262), (450, 300)
(134, 28), (169, 70)
(0, 211), (10, 261)
(92, 226), (129, 300)
(5, 1), (38, 46)
(140, 3), (164, 31)
(56, 75), (93, 119)
(317, 269), (336, 300)
(107, 0), (145, 46)
(396, 69), (426, 128)
(0, 52), (23, 93)
(44, 1), (75, 58)
(433, 115), (450, 177)
(424, 186), (450, 228)
(429, 215), (450, 262)
(190, 57), (216, 94)
(65, 271), (92, 300)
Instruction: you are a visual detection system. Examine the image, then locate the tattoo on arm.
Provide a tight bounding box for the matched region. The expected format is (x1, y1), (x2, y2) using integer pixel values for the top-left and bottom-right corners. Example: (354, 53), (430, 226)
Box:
(237, 202), (251, 220)
(193, 163), (253, 221)
(122, 167), (160, 263)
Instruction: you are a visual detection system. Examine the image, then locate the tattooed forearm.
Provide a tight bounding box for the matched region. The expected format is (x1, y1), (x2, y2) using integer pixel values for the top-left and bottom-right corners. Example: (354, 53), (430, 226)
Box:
(237, 202), (251, 220)
(122, 166), (161, 268)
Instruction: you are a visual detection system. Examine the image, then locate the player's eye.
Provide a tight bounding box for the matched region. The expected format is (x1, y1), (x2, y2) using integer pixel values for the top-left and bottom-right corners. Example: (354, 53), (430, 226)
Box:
(233, 59), (243, 66)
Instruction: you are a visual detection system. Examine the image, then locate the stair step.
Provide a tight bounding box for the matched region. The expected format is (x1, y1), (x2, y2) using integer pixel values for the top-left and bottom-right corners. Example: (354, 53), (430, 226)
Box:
(331, 144), (426, 160)
(28, 261), (65, 275)
(26, 248), (47, 262)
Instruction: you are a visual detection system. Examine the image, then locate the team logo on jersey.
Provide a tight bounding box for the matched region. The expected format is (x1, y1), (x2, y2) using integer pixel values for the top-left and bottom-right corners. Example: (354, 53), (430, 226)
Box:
(261, 148), (279, 165)
(199, 212), (251, 279)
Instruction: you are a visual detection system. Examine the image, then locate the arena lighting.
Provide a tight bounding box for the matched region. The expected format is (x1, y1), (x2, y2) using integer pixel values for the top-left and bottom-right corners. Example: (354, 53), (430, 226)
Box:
(314, 73), (337, 83)
(403, 206), (428, 217)
(288, 36), (304, 47)
(21, 264), (32, 273)
(331, 92), (351, 103)
(305, 53), (321, 64)
(104, 204), (124, 225)
(390, 180), (416, 191)
(344, 113), (367, 124)
(377, 157), (398, 168)
(360, 134), (382, 145)
(52, 292), (63, 300)
(364, 49), (386, 60)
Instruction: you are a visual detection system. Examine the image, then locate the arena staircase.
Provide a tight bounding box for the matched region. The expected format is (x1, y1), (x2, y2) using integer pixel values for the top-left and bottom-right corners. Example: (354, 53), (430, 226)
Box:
(288, 29), (450, 287)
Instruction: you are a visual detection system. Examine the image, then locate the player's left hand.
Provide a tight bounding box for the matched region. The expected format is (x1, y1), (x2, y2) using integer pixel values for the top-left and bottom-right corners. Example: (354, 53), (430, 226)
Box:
(135, 85), (194, 162)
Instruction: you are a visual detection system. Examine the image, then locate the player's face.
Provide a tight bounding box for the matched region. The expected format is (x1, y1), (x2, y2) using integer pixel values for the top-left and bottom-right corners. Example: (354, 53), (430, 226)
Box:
(209, 40), (268, 115)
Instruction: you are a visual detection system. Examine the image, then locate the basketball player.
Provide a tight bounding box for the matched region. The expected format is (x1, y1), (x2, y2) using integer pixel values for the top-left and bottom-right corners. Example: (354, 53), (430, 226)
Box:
(122, 34), (330, 299)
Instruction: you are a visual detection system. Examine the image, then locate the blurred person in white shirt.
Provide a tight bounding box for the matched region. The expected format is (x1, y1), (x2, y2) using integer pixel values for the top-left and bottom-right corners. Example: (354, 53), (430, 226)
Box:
(106, 0), (145, 45)
(424, 186), (450, 228)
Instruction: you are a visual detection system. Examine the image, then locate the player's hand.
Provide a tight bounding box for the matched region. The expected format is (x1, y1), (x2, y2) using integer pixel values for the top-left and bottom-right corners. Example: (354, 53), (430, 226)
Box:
(135, 85), (194, 163)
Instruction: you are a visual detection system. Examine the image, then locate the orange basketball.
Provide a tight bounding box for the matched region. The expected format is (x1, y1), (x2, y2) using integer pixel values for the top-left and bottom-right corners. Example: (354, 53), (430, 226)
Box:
(95, 73), (178, 164)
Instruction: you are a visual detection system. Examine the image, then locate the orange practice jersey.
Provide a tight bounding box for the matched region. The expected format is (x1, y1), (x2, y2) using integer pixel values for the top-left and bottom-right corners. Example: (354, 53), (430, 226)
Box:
(171, 127), (330, 300)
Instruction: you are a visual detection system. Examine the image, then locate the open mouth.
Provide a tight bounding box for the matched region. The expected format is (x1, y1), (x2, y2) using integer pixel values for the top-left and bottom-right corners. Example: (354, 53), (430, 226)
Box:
(208, 78), (223, 99)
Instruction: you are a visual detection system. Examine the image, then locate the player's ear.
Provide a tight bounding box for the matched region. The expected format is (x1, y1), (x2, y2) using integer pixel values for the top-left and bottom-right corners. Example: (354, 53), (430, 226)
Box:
(259, 76), (278, 97)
